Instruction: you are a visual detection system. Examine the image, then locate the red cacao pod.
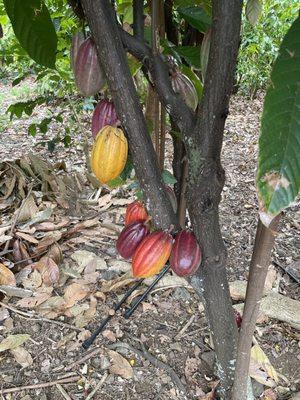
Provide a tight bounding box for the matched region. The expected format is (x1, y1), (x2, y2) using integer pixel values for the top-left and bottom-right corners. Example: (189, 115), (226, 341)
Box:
(75, 37), (105, 97)
(92, 99), (119, 139)
(171, 71), (198, 111)
(116, 221), (149, 260)
(125, 200), (148, 226)
(170, 230), (201, 277)
(165, 185), (177, 213)
(132, 231), (173, 278)
(234, 309), (242, 329)
(71, 31), (85, 72)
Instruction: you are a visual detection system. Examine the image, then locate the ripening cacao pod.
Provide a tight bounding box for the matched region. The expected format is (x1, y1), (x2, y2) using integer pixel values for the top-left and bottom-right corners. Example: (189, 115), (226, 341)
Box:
(125, 200), (148, 226)
(75, 37), (105, 97)
(165, 185), (177, 213)
(91, 126), (128, 184)
(170, 230), (201, 277)
(171, 71), (198, 111)
(92, 99), (119, 139)
(71, 31), (85, 72)
(234, 309), (242, 329)
(132, 231), (173, 278)
(116, 221), (149, 260)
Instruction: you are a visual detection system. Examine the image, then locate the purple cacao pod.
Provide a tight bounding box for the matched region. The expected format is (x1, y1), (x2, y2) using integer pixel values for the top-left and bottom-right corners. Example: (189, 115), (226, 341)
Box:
(71, 31), (85, 72)
(234, 309), (242, 329)
(171, 71), (198, 111)
(170, 230), (201, 277)
(75, 37), (105, 97)
(92, 99), (119, 139)
(116, 221), (149, 260)
(165, 185), (177, 213)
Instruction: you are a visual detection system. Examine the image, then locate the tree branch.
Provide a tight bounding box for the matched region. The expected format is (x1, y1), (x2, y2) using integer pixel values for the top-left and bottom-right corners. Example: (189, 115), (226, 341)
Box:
(187, 1), (243, 397)
(119, 29), (196, 134)
(81, 0), (178, 230)
(132, 0), (144, 39)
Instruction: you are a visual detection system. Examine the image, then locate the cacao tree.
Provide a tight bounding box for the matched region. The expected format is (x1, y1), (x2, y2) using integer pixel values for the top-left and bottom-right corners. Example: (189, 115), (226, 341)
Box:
(2, 0), (300, 399)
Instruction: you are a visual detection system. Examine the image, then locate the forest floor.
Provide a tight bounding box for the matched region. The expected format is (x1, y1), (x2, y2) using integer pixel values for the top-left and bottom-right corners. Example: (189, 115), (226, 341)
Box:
(0, 78), (299, 400)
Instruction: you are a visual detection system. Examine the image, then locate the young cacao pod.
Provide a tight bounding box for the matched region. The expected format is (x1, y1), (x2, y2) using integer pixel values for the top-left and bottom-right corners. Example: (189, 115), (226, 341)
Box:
(116, 221), (149, 260)
(71, 31), (85, 72)
(92, 99), (119, 139)
(171, 71), (198, 111)
(90, 126), (128, 184)
(170, 230), (201, 277)
(75, 37), (105, 97)
(234, 309), (242, 329)
(125, 200), (148, 226)
(132, 231), (173, 278)
(165, 185), (177, 213)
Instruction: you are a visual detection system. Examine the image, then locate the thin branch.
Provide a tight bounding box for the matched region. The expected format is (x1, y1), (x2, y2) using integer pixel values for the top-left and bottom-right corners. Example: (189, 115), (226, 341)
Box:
(132, 0), (144, 39)
(232, 215), (281, 400)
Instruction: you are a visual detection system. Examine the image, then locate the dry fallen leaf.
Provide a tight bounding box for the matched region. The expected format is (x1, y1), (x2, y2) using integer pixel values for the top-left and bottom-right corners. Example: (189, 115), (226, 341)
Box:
(17, 195), (39, 223)
(46, 243), (63, 265)
(184, 357), (199, 384)
(22, 269), (42, 289)
(107, 349), (133, 379)
(16, 286), (53, 309)
(0, 263), (16, 286)
(12, 239), (32, 267)
(64, 282), (90, 308)
(101, 273), (136, 293)
(262, 388), (277, 400)
(15, 231), (39, 244)
(250, 344), (278, 387)
(34, 257), (60, 286)
(10, 346), (33, 367)
(33, 231), (62, 256)
(75, 295), (97, 328)
(0, 334), (30, 352)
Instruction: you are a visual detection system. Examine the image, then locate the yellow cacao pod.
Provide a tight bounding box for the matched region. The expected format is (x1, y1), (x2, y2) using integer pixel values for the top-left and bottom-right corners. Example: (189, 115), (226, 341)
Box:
(91, 126), (128, 184)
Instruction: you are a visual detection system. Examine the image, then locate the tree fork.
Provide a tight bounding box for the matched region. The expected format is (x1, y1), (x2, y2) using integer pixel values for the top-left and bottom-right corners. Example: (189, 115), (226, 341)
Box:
(81, 0), (178, 230)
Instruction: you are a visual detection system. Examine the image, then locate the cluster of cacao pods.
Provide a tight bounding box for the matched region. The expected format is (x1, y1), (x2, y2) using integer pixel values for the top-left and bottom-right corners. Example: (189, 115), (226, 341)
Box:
(116, 198), (202, 278)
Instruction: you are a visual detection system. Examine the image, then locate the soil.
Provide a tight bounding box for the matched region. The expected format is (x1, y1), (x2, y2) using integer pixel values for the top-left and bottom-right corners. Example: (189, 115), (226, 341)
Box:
(0, 79), (299, 400)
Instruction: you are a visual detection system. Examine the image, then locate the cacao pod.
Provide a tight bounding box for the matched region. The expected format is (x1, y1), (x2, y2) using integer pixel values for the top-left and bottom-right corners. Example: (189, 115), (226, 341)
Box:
(165, 185), (177, 213)
(75, 37), (105, 97)
(132, 231), (173, 278)
(92, 99), (119, 139)
(170, 230), (201, 277)
(71, 31), (85, 72)
(116, 221), (149, 260)
(91, 126), (128, 184)
(125, 200), (148, 226)
(171, 71), (198, 111)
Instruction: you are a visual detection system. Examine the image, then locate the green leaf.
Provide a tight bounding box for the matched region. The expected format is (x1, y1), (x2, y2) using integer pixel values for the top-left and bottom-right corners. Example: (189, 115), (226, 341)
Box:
(3, 0), (57, 68)
(180, 65), (203, 99)
(175, 46), (201, 69)
(177, 6), (211, 33)
(162, 170), (177, 185)
(245, 0), (262, 26)
(257, 15), (300, 217)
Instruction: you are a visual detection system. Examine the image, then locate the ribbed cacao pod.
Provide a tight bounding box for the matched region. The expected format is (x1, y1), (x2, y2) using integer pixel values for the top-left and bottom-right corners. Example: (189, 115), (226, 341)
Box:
(75, 37), (105, 97)
(165, 185), (177, 213)
(71, 31), (85, 72)
(116, 221), (149, 260)
(170, 230), (201, 277)
(171, 71), (198, 111)
(132, 231), (173, 278)
(125, 200), (148, 226)
(92, 99), (119, 139)
(91, 126), (128, 184)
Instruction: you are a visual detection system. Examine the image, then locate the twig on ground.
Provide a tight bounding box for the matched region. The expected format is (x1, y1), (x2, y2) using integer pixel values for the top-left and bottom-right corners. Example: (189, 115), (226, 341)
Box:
(56, 383), (72, 400)
(109, 341), (186, 395)
(65, 348), (102, 371)
(86, 372), (108, 400)
(1, 375), (80, 395)
(0, 301), (83, 332)
(175, 315), (195, 340)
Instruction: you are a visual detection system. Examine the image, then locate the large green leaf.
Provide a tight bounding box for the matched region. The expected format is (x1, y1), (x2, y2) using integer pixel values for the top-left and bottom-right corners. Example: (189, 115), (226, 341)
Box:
(3, 0), (57, 68)
(177, 6), (211, 33)
(257, 15), (300, 217)
(175, 46), (201, 69)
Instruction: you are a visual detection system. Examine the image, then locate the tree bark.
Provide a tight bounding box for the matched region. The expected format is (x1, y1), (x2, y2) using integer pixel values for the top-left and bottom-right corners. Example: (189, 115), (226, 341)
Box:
(187, 1), (243, 397)
(232, 215), (281, 400)
(81, 0), (178, 230)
